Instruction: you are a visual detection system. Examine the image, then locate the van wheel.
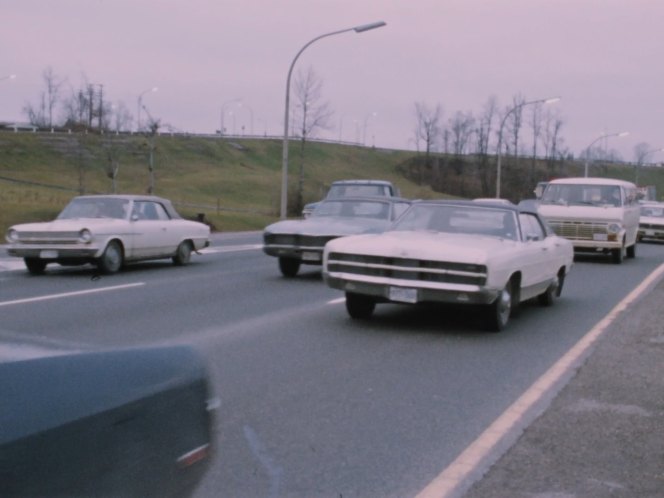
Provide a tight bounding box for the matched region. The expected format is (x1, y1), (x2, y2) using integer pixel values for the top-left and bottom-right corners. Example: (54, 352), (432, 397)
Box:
(611, 244), (625, 264)
(626, 243), (636, 259)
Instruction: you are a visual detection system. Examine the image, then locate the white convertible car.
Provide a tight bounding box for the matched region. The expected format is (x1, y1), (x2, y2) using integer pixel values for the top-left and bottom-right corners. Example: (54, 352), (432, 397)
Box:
(323, 200), (574, 331)
(5, 195), (210, 275)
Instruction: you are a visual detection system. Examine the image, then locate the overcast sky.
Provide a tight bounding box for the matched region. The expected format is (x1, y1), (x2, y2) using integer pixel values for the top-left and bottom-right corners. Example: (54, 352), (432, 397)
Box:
(2, 0), (663, 162)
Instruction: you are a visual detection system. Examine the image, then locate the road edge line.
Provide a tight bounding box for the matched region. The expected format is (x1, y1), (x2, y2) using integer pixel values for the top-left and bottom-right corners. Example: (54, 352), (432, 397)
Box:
(416, 262), (664, 498)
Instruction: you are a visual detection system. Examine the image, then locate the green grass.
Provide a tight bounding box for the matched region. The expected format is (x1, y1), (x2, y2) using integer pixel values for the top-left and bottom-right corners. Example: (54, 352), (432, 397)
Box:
(0, 132), (439, 234)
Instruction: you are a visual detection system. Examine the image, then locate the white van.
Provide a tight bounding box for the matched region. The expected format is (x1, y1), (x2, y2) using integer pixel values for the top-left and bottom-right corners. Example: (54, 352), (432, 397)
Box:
(537, 177), (639, 264)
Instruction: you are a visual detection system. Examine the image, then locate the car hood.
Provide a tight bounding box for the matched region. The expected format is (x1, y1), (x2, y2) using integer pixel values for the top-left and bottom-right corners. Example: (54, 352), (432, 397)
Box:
(640, 216), (664, 225)
(538, 204), (624, 222)
(264, 217), (390, 236)
(325, 230), (519, 265)
(10, 218), (127, 232)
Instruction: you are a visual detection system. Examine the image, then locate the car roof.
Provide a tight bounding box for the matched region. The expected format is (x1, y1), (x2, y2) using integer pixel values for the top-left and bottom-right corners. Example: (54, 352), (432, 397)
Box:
(330, 179), (393, 186)
(411, 199), (550, 217)
(413, 199), (520, 211)
(547, 177), (636, 187)
(72, 194), (171, 203)
(320, 195), (410, 204)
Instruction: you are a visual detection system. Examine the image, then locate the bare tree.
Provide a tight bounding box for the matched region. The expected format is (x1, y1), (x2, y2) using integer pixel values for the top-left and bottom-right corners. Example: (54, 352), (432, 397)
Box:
(23, 67), (64, 128)
(292, 66), (334, 213)
(504, 93), (525, 157)
(413, 102), (443, 185)
(475, 96), (498, 196)
(449, 111), (475, 156)
(111, 101), (133, 133)
(633, 142), (651, 185)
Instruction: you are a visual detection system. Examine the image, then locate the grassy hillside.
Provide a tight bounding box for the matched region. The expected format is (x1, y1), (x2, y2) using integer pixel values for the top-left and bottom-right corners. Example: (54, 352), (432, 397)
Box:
(0, 132), (439, 234)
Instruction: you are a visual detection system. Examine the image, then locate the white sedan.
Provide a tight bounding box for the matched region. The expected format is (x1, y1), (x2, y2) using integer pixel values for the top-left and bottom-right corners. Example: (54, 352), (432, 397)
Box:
(5, 195), (210, 274)
(323, 200), (574, 331)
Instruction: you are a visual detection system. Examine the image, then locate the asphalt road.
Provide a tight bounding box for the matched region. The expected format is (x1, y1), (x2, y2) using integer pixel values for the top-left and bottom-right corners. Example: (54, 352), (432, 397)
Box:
(1, 233), (662, 497)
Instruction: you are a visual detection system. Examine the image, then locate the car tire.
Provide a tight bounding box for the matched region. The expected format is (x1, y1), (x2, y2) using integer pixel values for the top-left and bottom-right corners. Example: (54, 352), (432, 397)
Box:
(97, 241), (123, 274)
(484, 280), (513, 332)
(345, 292), (376, 320)
(611, 244), (625, 264)
(278, 257), (300, 277)
(538, 272), (560, 306)
(24, 258), (47, 275)
(626, 243), (636, 259)
(173, 241), (192, 266)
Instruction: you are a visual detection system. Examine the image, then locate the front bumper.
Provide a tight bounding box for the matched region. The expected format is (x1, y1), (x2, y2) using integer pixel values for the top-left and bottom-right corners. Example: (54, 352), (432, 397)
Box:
(324, 273), (500, 305)
(7, 244), (102, 260)
(638, 227), (664, 241)
(263, 244), (324, 264)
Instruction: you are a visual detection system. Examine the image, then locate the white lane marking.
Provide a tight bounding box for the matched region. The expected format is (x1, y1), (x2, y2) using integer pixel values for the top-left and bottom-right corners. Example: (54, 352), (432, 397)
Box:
(0, 282), (145, 307)
(0, 244), (261, 272)
(416, 262), (664, 498)
(201, 244), (262, 254)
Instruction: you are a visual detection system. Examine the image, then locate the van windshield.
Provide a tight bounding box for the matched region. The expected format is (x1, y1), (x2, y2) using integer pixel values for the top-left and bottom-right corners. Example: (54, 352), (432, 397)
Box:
(540, 184), (622, 207)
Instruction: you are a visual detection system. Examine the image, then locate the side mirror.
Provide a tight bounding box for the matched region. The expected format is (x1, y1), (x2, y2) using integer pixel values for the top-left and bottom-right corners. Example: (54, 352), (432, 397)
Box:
(0, 346), (215, 497)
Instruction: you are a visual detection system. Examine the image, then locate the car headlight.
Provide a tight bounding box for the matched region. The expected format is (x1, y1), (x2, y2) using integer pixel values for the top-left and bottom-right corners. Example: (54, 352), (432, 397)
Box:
(78, 229), (93, 243)
(6, 228), (18, 243)
(607, 223), (622, 234)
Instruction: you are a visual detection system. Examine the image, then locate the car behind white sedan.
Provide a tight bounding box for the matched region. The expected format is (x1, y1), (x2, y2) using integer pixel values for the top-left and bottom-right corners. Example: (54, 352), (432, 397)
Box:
(5, 195), (210, 274)
(638, 202), (664, 243)
(323, 200), (574, 331)
(264, 196), (411, 277)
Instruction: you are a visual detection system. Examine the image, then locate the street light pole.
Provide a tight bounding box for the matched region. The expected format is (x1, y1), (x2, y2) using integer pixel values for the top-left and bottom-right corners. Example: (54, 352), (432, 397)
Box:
(495, 96), (560, 198)
(137, 87), (158, 132)
(280, 21), (386, 219)
(220, 98), (241, 136)
(583, 131), (629, 177)
(363, 111), (377, 146)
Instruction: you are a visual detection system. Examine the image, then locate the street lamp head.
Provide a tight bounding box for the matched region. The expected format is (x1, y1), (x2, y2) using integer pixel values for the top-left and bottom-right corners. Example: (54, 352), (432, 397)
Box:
(544, 96), (561, 104)
(353, 21), (386, 33)
(617, 131), (629, 138)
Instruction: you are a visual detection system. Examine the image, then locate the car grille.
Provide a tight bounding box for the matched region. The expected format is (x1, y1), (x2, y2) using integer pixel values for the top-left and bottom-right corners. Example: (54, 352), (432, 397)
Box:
(546, 220), (608, 240)
(264, 233), (336, 248)
(640, 222), (664, 230)
(14, 231), (82, 244)
(327, 252), (487, 285)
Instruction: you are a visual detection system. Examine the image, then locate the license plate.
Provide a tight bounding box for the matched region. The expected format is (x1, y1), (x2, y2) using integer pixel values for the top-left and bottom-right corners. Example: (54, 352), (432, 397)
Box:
(40, 250), (58, 259)
(302, 251), (321, 262)
(593, 233), (608, 241)
(646, 230), (655, 236)
(389, 286), (418, 303)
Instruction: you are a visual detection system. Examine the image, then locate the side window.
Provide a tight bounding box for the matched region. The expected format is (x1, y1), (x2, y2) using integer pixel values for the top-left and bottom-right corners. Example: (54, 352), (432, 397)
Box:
(519, 213), (545, 241)
(132, 201), (170, 220)
(392, 202), (410, 220)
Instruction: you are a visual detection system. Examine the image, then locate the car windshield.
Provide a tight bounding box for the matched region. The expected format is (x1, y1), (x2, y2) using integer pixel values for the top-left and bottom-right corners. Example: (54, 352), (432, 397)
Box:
(57, 198), (130, 220)
(312, 200), (390, 220)
(540, 184), (622, 206)
(327, 184), (389, 198)
(392, 204), (519, 240)
(640, 205), (664, 217)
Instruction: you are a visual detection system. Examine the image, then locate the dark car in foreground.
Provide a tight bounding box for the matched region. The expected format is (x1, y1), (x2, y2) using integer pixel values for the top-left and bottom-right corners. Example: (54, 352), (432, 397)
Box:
(0, 346), (216, 497)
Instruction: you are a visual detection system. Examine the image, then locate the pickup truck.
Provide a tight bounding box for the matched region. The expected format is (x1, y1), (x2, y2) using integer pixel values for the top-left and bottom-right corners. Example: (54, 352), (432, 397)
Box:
(302, 179), (401, 218)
